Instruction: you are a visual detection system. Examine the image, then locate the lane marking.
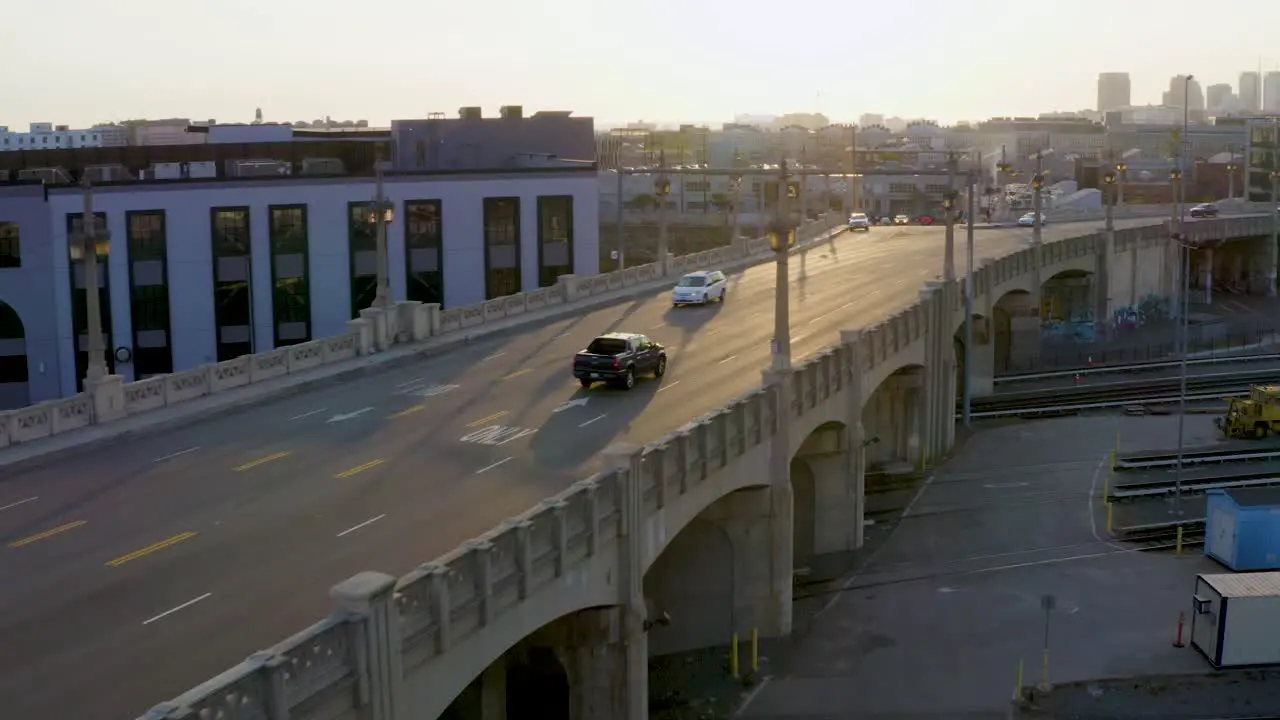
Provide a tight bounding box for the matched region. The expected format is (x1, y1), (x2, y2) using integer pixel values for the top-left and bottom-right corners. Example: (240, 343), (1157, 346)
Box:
(578, 414), (607, 428)
(467, 410), (509, 427)
(808, 312), (831, 325)
(0, 496), (38, 513)
(290, 408), (326, 421)
(648, 323), (665, 330)
(389, 405), (426, 419)
(792, 333), (808, 343)
(657, 380), (681, 393)
(483, 351), (507, 361)
(717, 355), (738, 364)
(326, 407), (375, 423)
(839, 301), (853, 309)
(337, 514), (387, 537)
(9, 520), (86, 548)
(335, 459), (385, 479)
(106, 531), (198, 567)
(554, 332), (572, 339)
(143, 593), (212, 626)
(152, 447), (200, 463)
(502, 368), (534, 380)
(476, 457), (514, 474)
(395, 377), (426, 388)
(461, 426), (538, 445)
(234, 451), (292, 472)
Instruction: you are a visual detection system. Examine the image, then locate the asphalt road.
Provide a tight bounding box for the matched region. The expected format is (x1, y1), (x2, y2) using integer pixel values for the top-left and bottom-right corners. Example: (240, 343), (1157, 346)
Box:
(0, 215), (1245, 718)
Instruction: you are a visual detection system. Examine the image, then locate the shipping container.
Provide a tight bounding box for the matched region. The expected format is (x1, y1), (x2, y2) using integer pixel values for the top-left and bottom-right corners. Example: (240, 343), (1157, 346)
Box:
(1204, 488), (1280, 571)
(1191, 572), (1280, 668)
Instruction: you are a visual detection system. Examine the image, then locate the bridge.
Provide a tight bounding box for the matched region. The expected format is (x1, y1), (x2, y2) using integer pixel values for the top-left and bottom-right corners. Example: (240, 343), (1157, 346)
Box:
(0, 213), (1274, 719)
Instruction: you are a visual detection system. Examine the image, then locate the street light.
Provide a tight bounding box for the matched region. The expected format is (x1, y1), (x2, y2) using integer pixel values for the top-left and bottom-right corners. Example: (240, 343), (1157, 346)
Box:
(1115, 162), (1128, 207)
(1226, 163), (1240, 201)
(366, 158), (395, 310)
(654, 162), (672, 275)
(768, 161), (798, 371)
(728, 173), (744, 256)
(1171, 227), (1194, 517)
(72, 177), (110, 386)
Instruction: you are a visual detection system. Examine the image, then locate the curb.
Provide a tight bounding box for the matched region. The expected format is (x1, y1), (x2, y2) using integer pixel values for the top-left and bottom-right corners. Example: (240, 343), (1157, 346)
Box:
(1, 227), (849, 471)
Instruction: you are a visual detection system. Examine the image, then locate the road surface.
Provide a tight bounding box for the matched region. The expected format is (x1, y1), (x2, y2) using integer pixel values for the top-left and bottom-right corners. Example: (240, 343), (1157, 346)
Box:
(0, 216), (1232, 718)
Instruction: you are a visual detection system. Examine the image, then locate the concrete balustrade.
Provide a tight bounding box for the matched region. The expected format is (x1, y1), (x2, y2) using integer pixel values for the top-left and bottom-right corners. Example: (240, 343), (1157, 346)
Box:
(133, 213), (1279, 720)
(0, 215), (844, 452)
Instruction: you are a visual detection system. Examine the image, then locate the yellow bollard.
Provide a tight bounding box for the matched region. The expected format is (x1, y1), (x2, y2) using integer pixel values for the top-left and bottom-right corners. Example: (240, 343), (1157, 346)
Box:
(730, 633), (740, 678)
(1103, 470), (1110, 501)
(1106, 502), (1114, 534)
(1013, 658), (1024, 701)
(751, 627), (759, 673)
(1176, 526), (1184, 555)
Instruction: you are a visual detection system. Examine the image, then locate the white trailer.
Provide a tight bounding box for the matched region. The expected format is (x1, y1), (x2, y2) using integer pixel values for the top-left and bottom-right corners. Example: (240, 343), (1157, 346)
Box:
(1191, 572), (1280, 668)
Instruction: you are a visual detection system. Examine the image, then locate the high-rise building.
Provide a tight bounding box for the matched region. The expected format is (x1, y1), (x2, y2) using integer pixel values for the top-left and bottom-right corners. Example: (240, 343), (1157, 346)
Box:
(1240, 71), (1261, 112)
(1096, 72), (1131, 113)
(1207, 83), (1234, 112)
(1165, 75), (1205, 112)
(1265, 72), (1280, 112)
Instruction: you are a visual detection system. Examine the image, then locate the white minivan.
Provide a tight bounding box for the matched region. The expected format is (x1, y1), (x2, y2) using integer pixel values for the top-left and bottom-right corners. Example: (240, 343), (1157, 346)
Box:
(671, 270), (727, 306)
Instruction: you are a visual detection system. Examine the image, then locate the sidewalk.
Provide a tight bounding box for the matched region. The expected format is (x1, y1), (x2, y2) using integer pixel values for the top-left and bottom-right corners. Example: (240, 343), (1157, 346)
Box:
(0, 224), (848, 471)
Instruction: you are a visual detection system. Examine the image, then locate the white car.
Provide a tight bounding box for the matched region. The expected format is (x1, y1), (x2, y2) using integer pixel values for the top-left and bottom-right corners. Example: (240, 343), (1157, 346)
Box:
(671, 270), (727, 306)
(893, 214), (910, 225)
(1017, 212), (1047, 227)
(847, 212), (871, 231)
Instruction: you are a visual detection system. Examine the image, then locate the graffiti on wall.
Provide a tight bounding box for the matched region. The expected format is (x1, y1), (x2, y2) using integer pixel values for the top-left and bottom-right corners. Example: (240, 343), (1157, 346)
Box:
(1111, 294), (1169, 330)
(1041, 308), (1097, 344)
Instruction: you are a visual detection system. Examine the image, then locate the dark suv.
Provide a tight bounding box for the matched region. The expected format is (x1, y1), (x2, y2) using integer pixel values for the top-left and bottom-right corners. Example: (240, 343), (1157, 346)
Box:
(1189, 203), (1219, 218)
(573, 332), (667, 390)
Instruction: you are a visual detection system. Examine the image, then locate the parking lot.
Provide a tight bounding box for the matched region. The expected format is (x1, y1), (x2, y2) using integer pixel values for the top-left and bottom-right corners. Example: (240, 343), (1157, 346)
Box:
(741, 415), (1226, 718)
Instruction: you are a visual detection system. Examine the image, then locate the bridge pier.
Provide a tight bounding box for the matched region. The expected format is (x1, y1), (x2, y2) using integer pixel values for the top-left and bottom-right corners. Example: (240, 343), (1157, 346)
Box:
(966, 321), (995, 399)
(561, 607), (633, 720)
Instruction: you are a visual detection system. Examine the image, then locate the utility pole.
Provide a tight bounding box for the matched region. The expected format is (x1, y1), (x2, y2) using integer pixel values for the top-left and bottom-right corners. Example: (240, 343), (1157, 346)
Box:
(962, 165), (976, 428)
(944, 152), (958, 282)
(371, 155), (392, 310)
(615, 168), (625, 269)
(76, 177), (110, 386)
(849, 125), (859, 212)
(656, 150), (671, 276)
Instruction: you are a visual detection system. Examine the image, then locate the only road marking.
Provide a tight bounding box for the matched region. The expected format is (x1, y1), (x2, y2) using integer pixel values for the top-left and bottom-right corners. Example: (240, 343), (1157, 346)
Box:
(579, 414), (607, 428)
(0, 496), (38, 513)
(152, 447), (200, 463)
(460, 425), (536, 446)
(106, 531), (198, 567)
(476, 457), (514, 474)
(336, 459), (385, 479)
(234, 451), (291, 472)
(9, 520), (86, 548)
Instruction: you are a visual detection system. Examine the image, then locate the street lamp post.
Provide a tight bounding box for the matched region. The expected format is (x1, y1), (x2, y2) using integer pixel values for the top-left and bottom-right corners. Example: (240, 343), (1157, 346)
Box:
(1270, 171), (1280, 297)
(74, 177), (110, 385)
(1099, 169), (1117, 331)
(1225, 163), (1239, 201)
(962, 168), (977, 428)
(769, 162), (799, 372)
(943, 152), (958, 282)
(1031, 167), (1046, 308)
(730, 174), (744, 257)
(368, 158), (395, 310)
(654, 155), (672, 276)
(1172, 225), (1192, 517)
(1115, 162), (1127, 208)
(1170, 168), (1184, 320)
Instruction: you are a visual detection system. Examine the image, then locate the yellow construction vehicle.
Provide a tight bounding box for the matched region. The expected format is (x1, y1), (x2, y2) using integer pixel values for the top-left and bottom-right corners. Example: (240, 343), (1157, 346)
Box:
(1216, 385), (1280, 439)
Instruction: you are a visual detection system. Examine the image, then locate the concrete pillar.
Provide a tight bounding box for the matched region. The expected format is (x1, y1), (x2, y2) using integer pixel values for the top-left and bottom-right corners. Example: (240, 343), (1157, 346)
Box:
(760, 370), (795, 639)
(480, 662), (507, 720)
(1203, 248), (1214, 305)
(968, 322), (996, 398)
(600, 445), (652, 720)
(330, 571), (402, 720)
(701, 487), (777, 635)
(563, 608), (629, 720)
(901, 373), (924, 467)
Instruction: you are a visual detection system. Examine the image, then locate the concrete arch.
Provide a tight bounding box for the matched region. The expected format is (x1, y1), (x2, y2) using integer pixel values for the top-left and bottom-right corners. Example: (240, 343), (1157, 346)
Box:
(791, 420), (852, 582)
(644, 506), (737, 657)
(0, 299), (29, 409)
(861, 362), (925, 468)
(992, 290), (1031, 373)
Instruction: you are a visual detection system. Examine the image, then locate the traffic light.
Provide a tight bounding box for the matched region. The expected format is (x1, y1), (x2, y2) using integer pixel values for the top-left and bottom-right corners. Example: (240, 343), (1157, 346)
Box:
(786, 181), (800, 199)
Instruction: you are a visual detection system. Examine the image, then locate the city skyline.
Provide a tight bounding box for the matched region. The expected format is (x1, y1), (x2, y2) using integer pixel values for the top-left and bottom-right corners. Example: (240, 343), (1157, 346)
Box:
(4, 0), (1280, 131)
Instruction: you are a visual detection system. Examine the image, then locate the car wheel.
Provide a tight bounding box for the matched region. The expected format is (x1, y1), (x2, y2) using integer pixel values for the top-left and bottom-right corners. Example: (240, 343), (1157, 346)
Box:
(720, 288), (727, 303)
(579, 378), (593, 389)
(654, 355), (667, 378)
(702, 293), (709, 304)
(619, 368), (635, 390)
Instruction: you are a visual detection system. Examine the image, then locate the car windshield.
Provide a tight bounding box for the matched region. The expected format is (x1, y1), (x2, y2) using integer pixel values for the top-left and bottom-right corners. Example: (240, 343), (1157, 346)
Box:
(895, 215), (907, 219)
(586, 337), (628, 355)
(677, 275), (708, 287)
(850, 213), (867, 220)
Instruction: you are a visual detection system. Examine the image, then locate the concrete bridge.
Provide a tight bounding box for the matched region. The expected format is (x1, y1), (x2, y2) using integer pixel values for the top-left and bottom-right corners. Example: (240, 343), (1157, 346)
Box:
(127, 214), (1273, 719)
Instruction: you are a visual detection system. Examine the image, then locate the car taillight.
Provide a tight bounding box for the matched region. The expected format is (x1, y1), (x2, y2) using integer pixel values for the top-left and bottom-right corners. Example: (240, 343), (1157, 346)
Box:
(612, 358), (622, 370)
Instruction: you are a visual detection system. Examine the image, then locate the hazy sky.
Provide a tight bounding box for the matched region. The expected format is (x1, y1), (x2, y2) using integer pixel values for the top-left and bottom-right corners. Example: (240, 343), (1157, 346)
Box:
(7, 0), (1280, 129)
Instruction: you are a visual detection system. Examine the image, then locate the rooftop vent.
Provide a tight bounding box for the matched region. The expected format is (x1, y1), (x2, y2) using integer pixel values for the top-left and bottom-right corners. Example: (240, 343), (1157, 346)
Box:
(459, 107), (482, 120)
(500, 105), (524, 119)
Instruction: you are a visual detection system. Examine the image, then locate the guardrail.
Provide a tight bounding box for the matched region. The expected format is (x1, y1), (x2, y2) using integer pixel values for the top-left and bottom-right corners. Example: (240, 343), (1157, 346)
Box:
(1110, 472), (1280, 501)
(0, 215), (845, 452)
(1116, 448), (1280, 470)
(995, 352), (1280, 384)
(1004, 322), (1280, 374)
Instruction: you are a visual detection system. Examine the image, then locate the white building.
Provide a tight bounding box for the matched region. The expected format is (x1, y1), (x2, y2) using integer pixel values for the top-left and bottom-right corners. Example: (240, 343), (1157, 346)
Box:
(0, 166), (598, 407)
(0, 123), (106, 152)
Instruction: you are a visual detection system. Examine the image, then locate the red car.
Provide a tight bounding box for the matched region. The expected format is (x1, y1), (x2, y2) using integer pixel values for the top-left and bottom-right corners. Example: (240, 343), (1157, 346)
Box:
(918, 216), (935, 226)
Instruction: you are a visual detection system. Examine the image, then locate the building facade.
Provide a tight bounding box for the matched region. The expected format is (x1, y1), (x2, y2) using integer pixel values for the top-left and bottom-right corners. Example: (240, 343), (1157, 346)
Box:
(1241, 72), (1262, 112)
(1245, 117), (1280, 202)
(0, 169), (598, 408)
(0, 123), (107, 152)
(1097, 73), (1131, 114)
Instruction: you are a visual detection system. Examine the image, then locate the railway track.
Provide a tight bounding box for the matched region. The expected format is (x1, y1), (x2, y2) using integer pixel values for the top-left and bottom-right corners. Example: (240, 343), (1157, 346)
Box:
(1114, 518), (1206, 551)
(995, 351), (1280, 385)
(1115, 447), (1280, 470)
(1108, 465), (1280, 501)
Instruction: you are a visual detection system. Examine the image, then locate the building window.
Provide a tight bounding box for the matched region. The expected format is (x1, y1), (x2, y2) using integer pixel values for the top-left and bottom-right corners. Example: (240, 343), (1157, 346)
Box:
(347, 202), (379, 318)
(405, 200), (443, 306)
(483, 197), (521, 300)
(537, 196), (574, 288)
(211, 207), (254, 361)
(0, 222), (18, 268)
(67, 212), (114, 389)
(269, 205), (311, 347)
(889, 183), (916, 194)
(126, 211), (173, 378)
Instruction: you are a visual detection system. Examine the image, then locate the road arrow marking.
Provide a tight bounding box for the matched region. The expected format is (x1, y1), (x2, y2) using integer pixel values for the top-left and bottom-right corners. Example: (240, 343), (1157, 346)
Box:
(327, 407), (374, 424)
(552, 397), (591, 413)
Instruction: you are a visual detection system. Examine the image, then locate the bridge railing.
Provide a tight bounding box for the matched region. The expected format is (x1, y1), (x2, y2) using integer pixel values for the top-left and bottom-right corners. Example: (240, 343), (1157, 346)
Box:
(0, 215), (846, 452)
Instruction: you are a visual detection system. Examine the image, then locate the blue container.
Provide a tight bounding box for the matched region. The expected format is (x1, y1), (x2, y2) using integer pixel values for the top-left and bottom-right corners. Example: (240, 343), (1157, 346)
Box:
(1205, 488), (1280, 571)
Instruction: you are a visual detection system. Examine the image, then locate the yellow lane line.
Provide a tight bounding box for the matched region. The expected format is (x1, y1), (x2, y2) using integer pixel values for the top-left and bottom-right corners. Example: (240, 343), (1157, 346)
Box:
(9, 520), (87, 549)
(233, 451), (292, 472)
(105, 531), (198, 567)
(335, 459), (385, 479)
(389, 405), (426, 419)
(467, 410), (509, 428)
(502, 368), (534, 380)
